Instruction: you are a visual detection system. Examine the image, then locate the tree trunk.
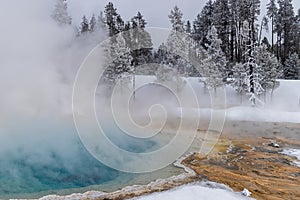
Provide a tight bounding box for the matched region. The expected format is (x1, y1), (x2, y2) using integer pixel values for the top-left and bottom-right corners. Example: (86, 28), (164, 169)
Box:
(250, 19), (255, 105)
(271, 17), (274, 53)
(133, 66), (136, 101)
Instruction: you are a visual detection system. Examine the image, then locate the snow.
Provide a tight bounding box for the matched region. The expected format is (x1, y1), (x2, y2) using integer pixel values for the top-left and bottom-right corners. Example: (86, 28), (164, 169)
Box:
(131, 182), (253, 200)
(242, 188), (252, 197)
(281, 149), (300, 167)
(226, 107), (300, 123)
(132, 76), (300, 124)
(173, 152), (197, 175)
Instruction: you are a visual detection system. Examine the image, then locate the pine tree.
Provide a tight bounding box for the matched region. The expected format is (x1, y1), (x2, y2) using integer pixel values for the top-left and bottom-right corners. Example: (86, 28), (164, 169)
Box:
(205, 26), (227, 78)
(168, 6), (185, 32)
(52, 0), (72, 26)
(130, 12), (153, 99)
(213, 0), (230, 58)
(266, 0), (278, 53)
(167, 6), (191, 92)
(131, 12), (153, 65)
(89, 14), (97, 32)
(241, 21), (264, 105)
(203, 26), (227, 94)
(97, 11), (106, 31)
(185, 20), (192, 34)
(284, 53), (300, 79)
(231, 63), (249, 103)
(296, 9), (300, 55)
(80, 16), (89, 34)
(103, 35), (133, 86)
(258, 16), (269, 44)
(228, 0), (238, 62)
(255, 45), (282, 100)
(104, 2), (119, 37)
(116, 14), (125, 32)
(192, 0), (215, 45)
(277, 0), (296, 62)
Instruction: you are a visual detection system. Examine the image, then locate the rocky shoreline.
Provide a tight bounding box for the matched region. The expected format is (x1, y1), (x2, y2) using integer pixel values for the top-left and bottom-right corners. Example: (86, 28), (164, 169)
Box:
(39, 135), (300, 200)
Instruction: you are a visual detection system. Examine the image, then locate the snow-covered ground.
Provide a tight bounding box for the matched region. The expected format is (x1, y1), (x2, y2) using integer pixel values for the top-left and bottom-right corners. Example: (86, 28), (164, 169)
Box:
(129, 76), (300, 124)
(281, 149), (300, 167)
(131, 182), (253, 200)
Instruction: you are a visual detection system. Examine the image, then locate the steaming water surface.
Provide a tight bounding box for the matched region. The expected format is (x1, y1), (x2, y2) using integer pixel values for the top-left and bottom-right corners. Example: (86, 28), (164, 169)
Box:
(0, 117), (185, 199)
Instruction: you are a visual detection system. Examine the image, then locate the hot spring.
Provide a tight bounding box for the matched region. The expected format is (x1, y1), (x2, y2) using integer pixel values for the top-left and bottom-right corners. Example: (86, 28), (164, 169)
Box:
(0, 115), (186, 199)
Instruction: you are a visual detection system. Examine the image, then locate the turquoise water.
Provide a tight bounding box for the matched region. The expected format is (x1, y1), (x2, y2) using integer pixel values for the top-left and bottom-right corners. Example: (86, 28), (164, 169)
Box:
(0, 118), (168, 199)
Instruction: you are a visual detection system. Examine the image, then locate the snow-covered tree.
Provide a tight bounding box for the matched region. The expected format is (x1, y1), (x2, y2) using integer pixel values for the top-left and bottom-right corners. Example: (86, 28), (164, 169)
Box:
(199, 26), (227, 95)
(131, 12), (153, 65)
(254, 45), (282, 100)
(155, 64), (186, 91)
(167, 7), (190, 92)
(97, 11), (106, 31)
(202, 55), (224, 94)
(205, 26), (227, 78)
(130, 12), (153, 99)
(192, 0), (214, 45)
(103, 35), (133, 86)
(168, 6), (185, 32)
(241, 21), (264, 105)
(104, 2), (119, 37)
(80, 16), (89, 34)
(231, 63), (249, 103)
(284, 53), (300, 79)
(52, 0), (72, 26)
(185, 20), (192, 34)
(89, 14), (97, 32)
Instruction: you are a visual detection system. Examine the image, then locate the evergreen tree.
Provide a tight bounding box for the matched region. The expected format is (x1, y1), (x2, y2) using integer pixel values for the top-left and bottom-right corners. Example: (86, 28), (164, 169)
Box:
(103, 35), (133, 86)
(89, 14), (97, 32)
(231, 63), (249, 103)
(168, 6), (185, 32)
(258, 16), (269, 44)
(97, 11), (106, 31)
(80, 16), (89, 34)
(203, 26), (227, 94)
(228, 0), (238, 62)
(52, 0), (72, 25)
(192, 0), (215, 45)
(241, 21), (264, 105)
(255, 45), (282, 100)
(284, 53), (300, 79)
(205, 26), (227, 78)
(266, 0), (278, 53)
(213, 0), (230, 58)
(185, 20), (192, 34)
(167, 6), (191, 91)
(116, 14), (125, 32)
(277, 0), (296, 62)
(104, 2), (119, 36)
(131, 12), (153, 65)
(296, 9), (300, 55)
(130, 12), (153, 99)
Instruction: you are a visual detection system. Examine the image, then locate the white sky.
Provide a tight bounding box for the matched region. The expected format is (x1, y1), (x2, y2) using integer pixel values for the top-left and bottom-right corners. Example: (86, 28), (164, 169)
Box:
(68, 0), (300, 28)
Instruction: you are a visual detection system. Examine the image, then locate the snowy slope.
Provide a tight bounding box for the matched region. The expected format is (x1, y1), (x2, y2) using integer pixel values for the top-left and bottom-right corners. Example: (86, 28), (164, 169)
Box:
(132, 181), (253, 200)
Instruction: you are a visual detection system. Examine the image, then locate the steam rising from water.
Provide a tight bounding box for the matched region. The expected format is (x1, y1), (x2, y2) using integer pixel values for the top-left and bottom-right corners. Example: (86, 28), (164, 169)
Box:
(0, 0), (123, 197)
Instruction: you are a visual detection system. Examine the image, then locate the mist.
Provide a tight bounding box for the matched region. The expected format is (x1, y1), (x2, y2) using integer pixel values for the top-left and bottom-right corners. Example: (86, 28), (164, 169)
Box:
(0, 0), (123, 197)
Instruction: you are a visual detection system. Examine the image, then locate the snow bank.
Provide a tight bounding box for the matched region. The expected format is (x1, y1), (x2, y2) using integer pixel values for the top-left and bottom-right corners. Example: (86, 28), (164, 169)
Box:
(226, 107), (300, 123)
(132, 181), (253, 200)
(134, 76), (300, 124)
(281, 149), (300, 167)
